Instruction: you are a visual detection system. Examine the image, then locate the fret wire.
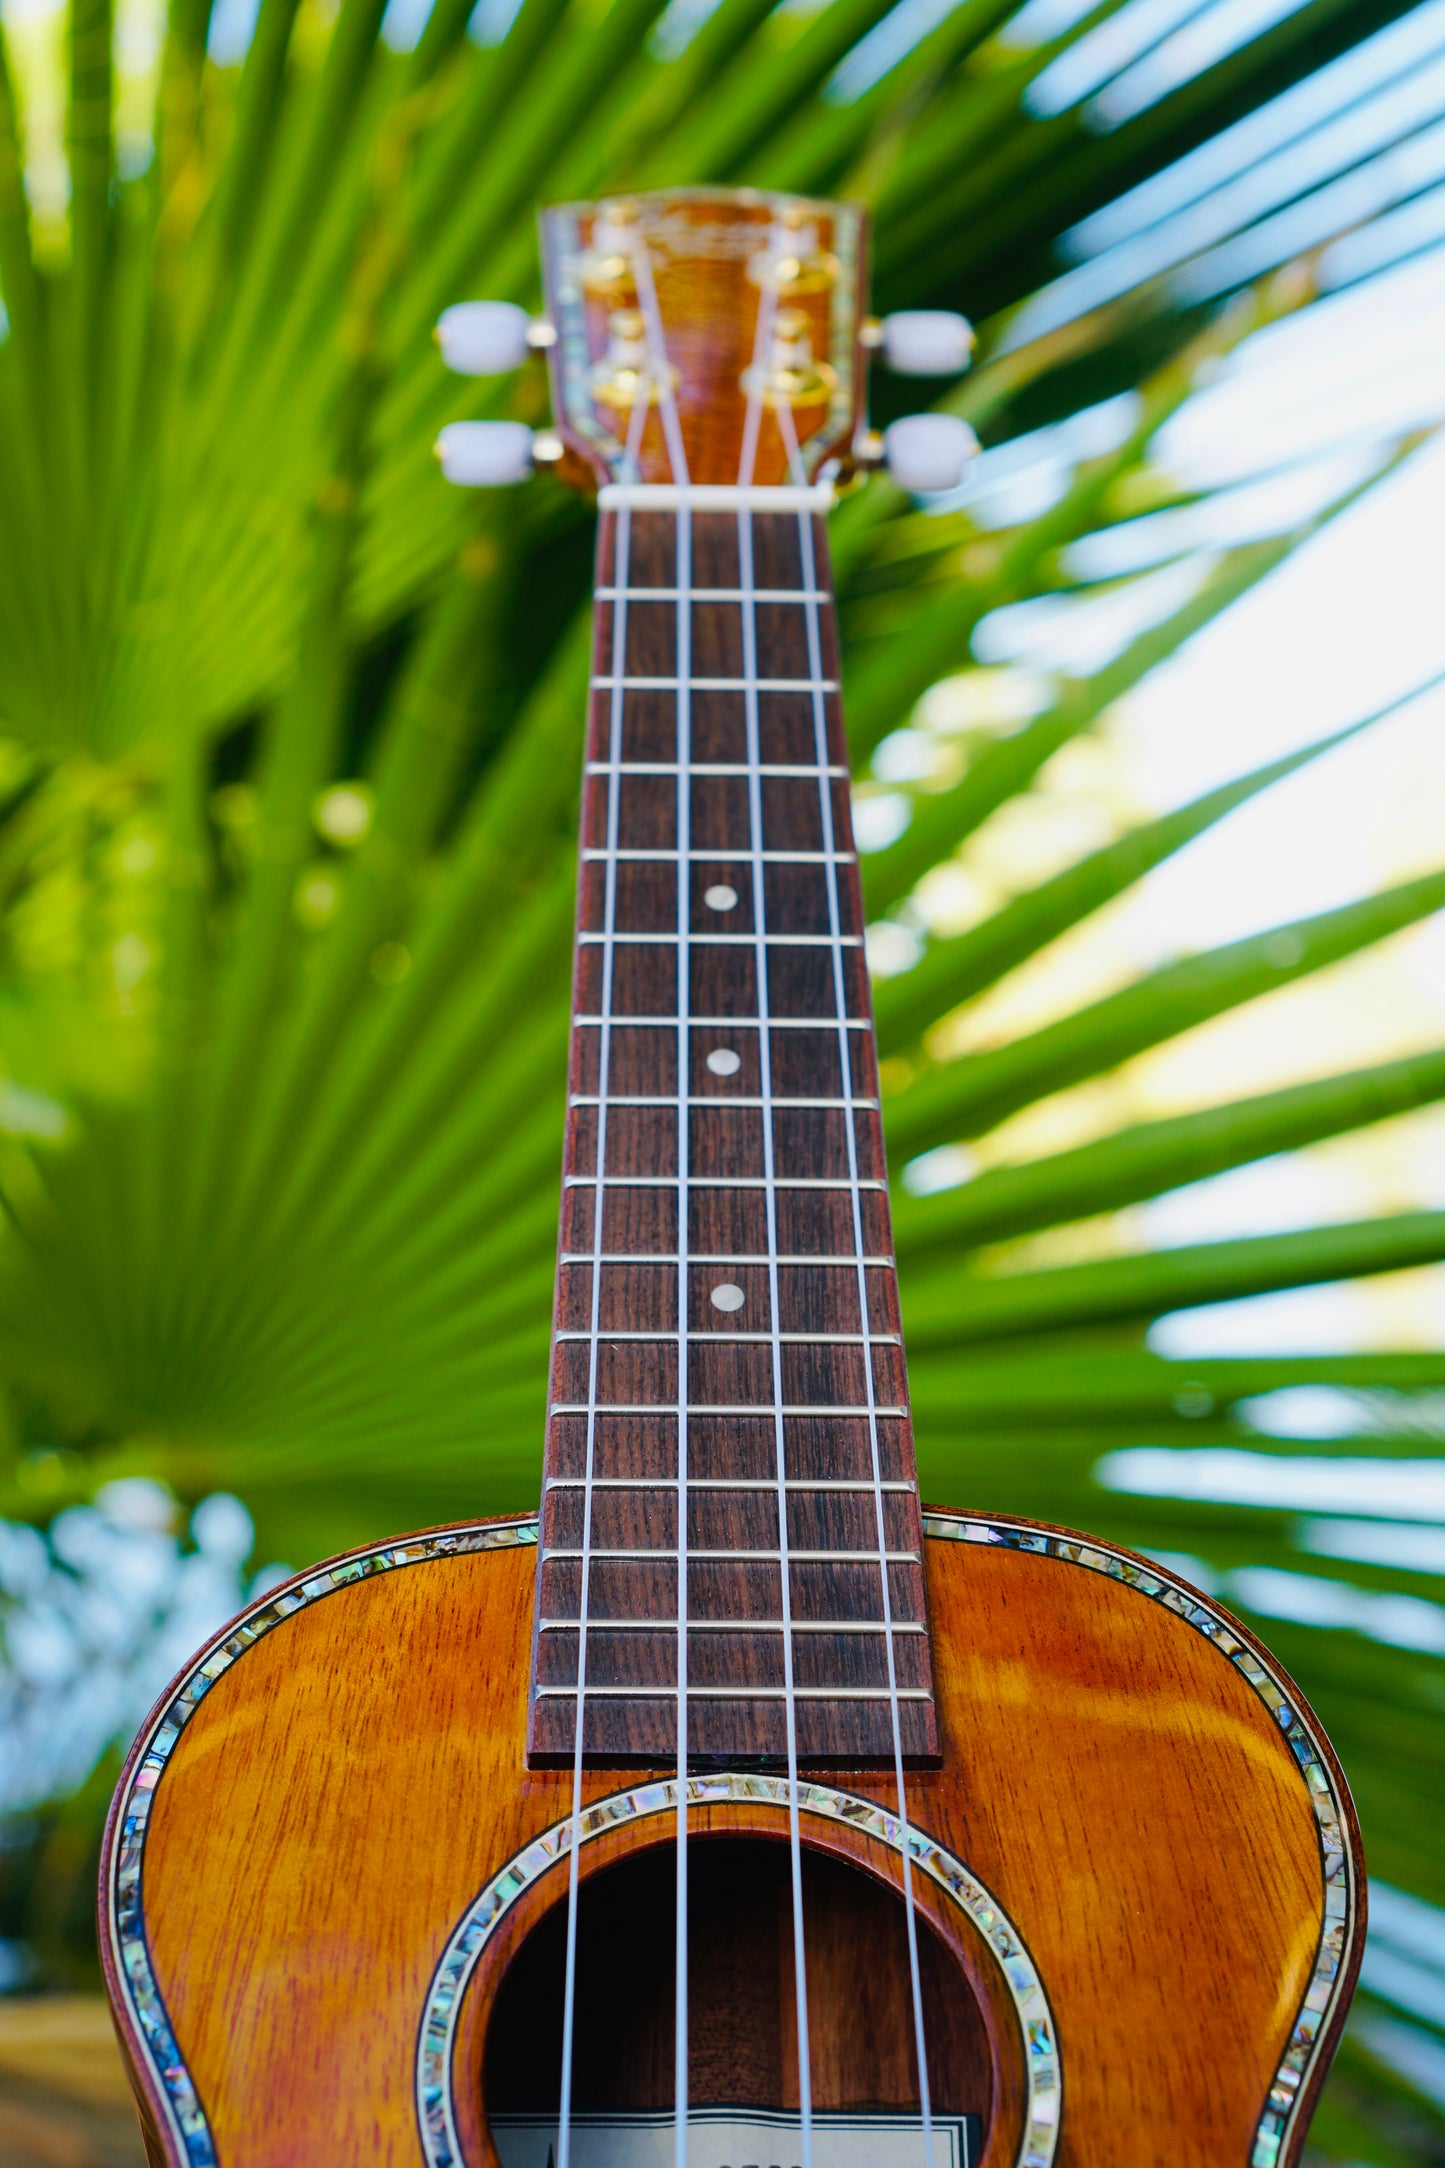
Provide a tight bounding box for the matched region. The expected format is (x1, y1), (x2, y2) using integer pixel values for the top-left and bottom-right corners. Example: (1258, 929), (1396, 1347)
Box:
(567, 1096), (880, 1110)
(550, 1402), (909, 1417)
(585, 761), (847, 779)
(553, 1331), (901, 1345)
(548, 1474), (909, 1491)
(537, 1686), (932, 1701)
(595, 587), (831, 602)
(544, 1477), (913, 1491)
(537, 1616), (924, 1631)
(591, 675), (839, 692)
(582, 848), (858, 864)
(541, 1547), (919, 1562)
(560, 1252), (894, 1266)
(572, 1014), (871, 1029)
(576, 931), (861, 946)
(548, 507), (928, 1779)
(562, 1176), (887, 1190)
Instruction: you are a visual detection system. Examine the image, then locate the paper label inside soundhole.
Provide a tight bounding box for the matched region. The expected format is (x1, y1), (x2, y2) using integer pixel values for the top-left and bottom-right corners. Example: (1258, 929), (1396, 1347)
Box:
(489, 2108), (981, 2165)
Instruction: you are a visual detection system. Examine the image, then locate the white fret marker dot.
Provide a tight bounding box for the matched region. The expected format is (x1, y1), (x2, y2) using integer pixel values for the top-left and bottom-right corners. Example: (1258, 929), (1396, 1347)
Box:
(704, 883), (739, 911)
(710, 1282), (746, 1313)
(706, 1048), (741, 1076)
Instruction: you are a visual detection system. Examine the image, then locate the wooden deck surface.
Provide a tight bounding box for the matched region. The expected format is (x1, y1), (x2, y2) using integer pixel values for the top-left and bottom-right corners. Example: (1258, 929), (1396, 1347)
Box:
(0, 2000), (144, 2168)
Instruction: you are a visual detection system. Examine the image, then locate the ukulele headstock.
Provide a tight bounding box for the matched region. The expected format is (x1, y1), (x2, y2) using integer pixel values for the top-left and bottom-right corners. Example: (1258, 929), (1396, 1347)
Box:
(435, 186), (979, 495)
(538, 189), (867, 489)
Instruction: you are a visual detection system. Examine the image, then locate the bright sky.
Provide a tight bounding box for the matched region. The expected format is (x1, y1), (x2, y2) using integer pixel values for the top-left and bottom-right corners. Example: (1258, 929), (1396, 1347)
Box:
(875, 237), (1445, 1360)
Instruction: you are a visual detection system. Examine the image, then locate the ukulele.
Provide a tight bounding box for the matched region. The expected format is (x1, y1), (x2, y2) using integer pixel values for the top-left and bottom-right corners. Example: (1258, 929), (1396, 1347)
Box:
(100, 187), (1363, 2168)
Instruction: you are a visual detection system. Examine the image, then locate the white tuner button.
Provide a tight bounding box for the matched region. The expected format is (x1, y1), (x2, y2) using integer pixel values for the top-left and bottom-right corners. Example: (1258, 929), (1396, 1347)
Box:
(880, 310), (975, 377)
(436, 301), (532, 375)
(435, 421), (537, 487)
(883, 414), (980, 494)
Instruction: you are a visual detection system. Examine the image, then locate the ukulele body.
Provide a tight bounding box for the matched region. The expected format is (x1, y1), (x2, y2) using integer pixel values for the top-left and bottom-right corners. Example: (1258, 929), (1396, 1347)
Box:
(101, 1505), (1361, 2168)
(102, 191), (1361, 2168)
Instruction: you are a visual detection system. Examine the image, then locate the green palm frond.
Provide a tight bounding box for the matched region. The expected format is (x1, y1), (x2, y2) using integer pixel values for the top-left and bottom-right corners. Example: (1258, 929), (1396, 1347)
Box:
(1, 0), (1443, 2138)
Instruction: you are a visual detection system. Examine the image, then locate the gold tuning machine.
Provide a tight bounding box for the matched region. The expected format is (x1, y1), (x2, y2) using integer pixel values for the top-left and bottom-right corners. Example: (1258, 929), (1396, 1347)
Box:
(589, 307), (680, 410)
(742, 307), (838, 410)
(747, 206), (839, 296)
(582, 201), (642, 301)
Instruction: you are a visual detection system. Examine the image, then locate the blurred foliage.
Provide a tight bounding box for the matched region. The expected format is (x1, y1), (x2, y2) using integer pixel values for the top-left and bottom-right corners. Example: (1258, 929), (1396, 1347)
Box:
(0, 0), (1443, 2142)
(0, 1757), (119, 1992)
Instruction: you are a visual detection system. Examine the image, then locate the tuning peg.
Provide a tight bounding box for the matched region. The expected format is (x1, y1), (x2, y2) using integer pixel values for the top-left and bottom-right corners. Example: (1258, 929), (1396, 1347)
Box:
(435, 421), (543, 487)
(875, 310), (975, 377)
(436, 302), (555, 375)
(883, 414), (980, 494)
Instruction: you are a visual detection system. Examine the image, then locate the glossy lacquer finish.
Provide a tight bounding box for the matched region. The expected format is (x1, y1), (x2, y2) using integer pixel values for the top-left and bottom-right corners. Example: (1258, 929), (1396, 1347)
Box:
(101, 184), (1361, 2168)
(101, 1511), (1360, 2168)
(539, 191), (867, 488)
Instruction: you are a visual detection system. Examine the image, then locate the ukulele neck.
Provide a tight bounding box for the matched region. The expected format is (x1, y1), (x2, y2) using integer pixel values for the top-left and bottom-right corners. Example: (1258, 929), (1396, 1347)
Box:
(529, 490), (938, 1768)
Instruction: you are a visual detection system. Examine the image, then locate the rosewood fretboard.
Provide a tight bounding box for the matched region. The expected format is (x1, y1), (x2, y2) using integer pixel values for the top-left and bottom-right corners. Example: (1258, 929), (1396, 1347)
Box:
(529, 496), (937, 1767)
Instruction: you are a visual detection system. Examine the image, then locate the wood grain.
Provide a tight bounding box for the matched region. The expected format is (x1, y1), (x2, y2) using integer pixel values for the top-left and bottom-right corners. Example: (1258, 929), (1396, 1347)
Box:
(476, 1839), (996, 2119)
(538, 192), (869, 490)
(532, 508), (938, 1766)
(103, 1512), (1361, 2168)
(102, 185), (1362, 2168)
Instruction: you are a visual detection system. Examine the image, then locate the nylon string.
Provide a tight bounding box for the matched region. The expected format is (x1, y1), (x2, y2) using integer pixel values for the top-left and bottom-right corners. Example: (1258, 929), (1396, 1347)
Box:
(672, 494), (693, 2168)
(560, 224), (916, 2168)
(556, 380), (651, 2168)
(622, 236), (696, 2168)
(738, 241), (816, 2167)
(779, 395), (937, 2168)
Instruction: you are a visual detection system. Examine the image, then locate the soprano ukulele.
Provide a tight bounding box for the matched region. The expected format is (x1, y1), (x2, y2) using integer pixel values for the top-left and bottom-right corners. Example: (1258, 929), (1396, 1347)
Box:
(101, 188), (1363, 2168)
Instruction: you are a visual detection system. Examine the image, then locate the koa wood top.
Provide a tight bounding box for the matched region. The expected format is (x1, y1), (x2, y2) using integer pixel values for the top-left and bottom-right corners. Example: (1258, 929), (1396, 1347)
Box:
(102, 1513), (1363, 2168)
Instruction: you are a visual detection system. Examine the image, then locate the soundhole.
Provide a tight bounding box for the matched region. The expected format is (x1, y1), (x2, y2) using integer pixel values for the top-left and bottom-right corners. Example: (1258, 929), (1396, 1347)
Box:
(482, 1835), (992, 2137)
